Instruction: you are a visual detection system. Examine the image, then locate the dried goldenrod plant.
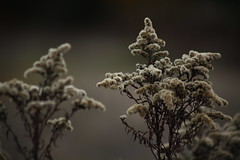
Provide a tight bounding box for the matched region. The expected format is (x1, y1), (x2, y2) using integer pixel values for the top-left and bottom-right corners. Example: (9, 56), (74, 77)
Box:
(0, 43), (105, 160)
(97, 18), (231, 160)
(177, 113), (240, 160)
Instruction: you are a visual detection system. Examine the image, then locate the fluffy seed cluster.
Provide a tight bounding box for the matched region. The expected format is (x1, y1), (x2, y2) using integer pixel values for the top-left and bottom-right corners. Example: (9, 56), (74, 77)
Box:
(97, 18), (230, 159)
(128, 18), (168, 64)
(25, 100), (56, 115)
(191, 113), (218, 130)
(126, 104), (148, 117)
(0, 43), (105, 116)
(0, 79), (31, 103)
(177, 113), (240, 160)
(47, 117), (73, 131)
(97, 18), (229, 123)
(73, 97), (106, 111)
(24, 43), (71, 79)
(0, 43), (105, 160)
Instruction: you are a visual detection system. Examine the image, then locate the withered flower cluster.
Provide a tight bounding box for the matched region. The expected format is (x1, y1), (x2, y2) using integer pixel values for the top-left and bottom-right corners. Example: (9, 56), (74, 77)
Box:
(0, 43), (105, 160)
(97, 18), (231, 160)
(178, 113), (240, 160)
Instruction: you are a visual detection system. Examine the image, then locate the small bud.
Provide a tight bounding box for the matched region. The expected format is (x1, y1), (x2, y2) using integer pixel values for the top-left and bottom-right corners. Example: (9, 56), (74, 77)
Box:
(144, 17), (153, 27)
(120, 115), (127, 120)
(58, 43), (71, 54)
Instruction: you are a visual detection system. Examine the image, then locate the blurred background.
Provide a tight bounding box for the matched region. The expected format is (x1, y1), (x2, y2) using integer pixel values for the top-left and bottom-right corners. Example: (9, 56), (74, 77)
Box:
(0, 0), (239, 160)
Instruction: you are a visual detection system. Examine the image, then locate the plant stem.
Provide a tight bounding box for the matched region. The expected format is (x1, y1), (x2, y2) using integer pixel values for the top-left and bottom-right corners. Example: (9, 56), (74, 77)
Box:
(3, 121), (29, 160)
(32, 110), (41, 160)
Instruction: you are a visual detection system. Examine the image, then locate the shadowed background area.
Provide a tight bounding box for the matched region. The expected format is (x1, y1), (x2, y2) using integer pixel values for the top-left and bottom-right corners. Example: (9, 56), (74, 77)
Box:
(0, 0), (239, 160)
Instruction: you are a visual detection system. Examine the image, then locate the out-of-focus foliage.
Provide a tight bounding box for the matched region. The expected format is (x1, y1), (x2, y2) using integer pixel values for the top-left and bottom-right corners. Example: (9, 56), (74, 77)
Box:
(0, 44), (105, 160)
(177, 113), (240, 160)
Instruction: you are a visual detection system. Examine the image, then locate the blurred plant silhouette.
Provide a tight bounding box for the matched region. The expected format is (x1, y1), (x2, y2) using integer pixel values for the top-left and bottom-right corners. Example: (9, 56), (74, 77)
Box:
(0, 43), (105, 160)
(177, 113), (240, 160)
(97, 18), (231, 160)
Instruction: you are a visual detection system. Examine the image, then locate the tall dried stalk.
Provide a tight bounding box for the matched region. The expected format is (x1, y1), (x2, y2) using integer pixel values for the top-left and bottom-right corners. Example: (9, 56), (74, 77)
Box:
(0, 43), (105, 160)
(97, 18), (231, 160)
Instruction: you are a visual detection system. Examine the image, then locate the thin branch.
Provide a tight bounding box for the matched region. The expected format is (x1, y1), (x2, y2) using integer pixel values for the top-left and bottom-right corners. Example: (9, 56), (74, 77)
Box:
(2, 121), (29, 160)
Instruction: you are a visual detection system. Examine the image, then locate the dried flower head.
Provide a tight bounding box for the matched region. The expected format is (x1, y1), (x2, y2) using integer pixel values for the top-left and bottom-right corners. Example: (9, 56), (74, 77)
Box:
(0, 43), (105, 160)
(47, 117), (74, 132)
(126, 104), (148, 117)
(24, 43), (71, 79)
(177, 113), (240, 160)
(97, 17), (230, 160)
(73, 96), (106, 111)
